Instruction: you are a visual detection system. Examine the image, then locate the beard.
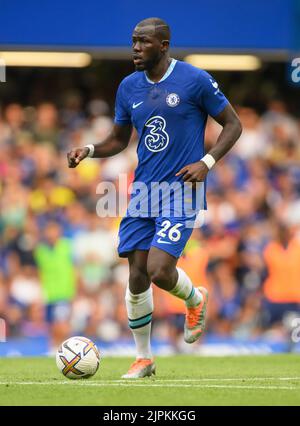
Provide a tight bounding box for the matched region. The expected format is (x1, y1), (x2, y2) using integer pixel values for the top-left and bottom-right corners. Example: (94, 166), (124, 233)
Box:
(133, 52), (163, 72)
(134, 62), (146, 71)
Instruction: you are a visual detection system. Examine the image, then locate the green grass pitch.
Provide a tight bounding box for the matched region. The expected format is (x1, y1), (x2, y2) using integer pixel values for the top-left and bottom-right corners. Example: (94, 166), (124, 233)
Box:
(0, 355), (300, 405)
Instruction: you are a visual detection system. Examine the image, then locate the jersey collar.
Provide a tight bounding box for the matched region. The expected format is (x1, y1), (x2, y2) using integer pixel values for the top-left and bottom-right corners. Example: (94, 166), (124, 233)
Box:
(144, 58), (177, 84)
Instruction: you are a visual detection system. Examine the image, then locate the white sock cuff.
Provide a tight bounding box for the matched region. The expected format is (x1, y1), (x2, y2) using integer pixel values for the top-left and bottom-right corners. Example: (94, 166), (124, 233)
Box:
(176, 267), (188, 284)
(125, 286), (153, 305)
(125, 286), (153, 326)
(169, 267), (194, 300)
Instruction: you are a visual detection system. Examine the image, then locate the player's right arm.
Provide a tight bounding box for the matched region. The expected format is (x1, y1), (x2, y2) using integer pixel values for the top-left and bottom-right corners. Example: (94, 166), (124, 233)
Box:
(68, 78), (132, 168)
(67, 123), (132, 168)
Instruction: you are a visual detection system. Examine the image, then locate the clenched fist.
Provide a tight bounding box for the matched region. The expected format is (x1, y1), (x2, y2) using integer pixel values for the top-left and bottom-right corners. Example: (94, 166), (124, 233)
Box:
(67, 147), (90, 168)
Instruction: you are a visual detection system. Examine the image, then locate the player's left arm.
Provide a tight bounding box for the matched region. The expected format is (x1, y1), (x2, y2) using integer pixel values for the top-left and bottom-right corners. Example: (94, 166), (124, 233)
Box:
(176, 103), (242, 182)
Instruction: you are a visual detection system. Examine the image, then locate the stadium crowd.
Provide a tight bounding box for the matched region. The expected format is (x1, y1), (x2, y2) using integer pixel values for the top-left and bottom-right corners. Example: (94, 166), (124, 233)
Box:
(1, 94), (300, 351)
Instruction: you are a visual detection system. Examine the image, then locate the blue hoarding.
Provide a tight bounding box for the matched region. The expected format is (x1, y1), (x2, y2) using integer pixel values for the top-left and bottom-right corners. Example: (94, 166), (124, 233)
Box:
(0, 0), (296, 52)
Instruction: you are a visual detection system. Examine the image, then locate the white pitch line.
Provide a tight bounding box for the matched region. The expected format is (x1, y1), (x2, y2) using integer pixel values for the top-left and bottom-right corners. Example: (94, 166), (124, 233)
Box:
(1, 377), (300, 384)
(105, 377), (300, 383)
(0, 381), (298, 390)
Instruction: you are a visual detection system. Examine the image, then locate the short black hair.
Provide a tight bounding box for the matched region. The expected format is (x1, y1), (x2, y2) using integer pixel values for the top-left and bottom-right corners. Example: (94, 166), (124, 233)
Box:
(135, 17), (171, 41)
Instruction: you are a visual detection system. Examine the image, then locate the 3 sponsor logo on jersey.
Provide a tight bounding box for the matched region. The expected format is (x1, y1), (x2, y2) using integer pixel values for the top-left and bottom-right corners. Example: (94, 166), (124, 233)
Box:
(144, 116), (170, 152)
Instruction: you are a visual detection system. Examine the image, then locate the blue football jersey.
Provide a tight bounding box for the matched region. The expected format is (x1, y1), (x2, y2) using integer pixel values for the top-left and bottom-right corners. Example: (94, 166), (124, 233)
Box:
(114, 59), (229, 215)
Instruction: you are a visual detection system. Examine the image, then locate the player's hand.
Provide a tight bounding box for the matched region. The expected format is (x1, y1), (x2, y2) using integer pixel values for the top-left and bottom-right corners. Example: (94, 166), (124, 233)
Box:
(175, 161), (209, 183)
(67, 147), (89, 168)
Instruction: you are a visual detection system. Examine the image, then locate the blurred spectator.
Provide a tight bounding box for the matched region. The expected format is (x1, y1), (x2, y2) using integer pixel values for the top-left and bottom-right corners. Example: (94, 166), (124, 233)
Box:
(207, 259), (241, 335)
(34, 221), (76, 350)
(262, 223), (300, 326)
(233, 107), (267, 160)
(2, 103), (29, 147)
(33, 103), (60, 146)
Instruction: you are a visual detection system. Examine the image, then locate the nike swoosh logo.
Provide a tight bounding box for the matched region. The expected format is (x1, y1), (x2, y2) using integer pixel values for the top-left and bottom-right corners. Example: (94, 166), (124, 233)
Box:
(132, 101), (143, 109)
(157, 238), (172, 244)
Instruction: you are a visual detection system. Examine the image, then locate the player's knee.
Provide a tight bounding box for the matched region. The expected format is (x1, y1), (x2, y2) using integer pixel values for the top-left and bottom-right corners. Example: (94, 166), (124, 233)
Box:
(148, 265), (170, 287)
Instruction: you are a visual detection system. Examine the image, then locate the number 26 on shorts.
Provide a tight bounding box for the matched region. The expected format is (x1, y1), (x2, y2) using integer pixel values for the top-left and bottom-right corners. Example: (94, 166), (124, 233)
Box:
(157, 220), (183, 242)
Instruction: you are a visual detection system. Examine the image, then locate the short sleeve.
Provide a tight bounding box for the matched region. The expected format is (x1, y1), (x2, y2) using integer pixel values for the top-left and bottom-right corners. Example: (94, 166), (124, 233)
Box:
(114, 81), (131, 125)
(196, 70), (229, 117)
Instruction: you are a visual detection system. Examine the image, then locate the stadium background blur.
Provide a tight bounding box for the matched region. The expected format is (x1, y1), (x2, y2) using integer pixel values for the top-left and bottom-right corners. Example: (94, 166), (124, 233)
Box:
(1, 0), (300, 355)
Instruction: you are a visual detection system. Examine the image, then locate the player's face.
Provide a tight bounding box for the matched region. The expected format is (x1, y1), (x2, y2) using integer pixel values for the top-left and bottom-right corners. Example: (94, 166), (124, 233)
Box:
(132, 26), (165, 71)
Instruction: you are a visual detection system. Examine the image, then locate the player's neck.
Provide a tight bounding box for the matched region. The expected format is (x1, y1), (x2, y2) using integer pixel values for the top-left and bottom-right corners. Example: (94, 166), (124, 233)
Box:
(146, 56), (171, 83)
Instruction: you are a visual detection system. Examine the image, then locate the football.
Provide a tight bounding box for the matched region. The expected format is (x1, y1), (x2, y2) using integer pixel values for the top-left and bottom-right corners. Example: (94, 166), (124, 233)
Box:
(56, 336), (101, 379)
